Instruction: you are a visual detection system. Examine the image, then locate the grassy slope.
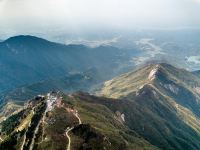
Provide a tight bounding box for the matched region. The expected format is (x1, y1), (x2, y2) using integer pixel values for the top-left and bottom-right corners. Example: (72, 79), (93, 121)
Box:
(96, 63), (200, 150)
(0, 94), (158, 150)
(0, 102), (23, 123)
(73, 91), (200, 150)
(2, 63), (200, 150)
(96, 64), (153, 98)
(64, 94), (158, 150)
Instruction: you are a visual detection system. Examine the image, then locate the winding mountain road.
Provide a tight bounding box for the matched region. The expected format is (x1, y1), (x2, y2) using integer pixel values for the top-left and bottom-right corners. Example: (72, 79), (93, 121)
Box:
(74, 110), (82, 124)
(66, 127), (74, 150)
(66, 110), (82, 150)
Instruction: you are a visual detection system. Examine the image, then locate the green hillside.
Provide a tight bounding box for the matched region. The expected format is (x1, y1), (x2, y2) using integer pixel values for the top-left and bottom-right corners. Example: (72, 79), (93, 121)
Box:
(0, 92), (157, 150)
(95, 63), (200, 150)
(2, 63), (200, 150)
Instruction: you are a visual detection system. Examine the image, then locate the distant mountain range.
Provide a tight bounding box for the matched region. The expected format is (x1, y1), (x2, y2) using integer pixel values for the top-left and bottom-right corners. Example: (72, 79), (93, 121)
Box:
(2, 63), (200, 149)
(0, 35), (135, 97)
(2, 67), (101, 105)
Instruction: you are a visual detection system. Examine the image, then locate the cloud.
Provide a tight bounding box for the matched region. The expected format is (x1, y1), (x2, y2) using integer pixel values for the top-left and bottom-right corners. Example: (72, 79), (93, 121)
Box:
(0, 0), (200, 35)
(64, 37), (120, 48)
(187, 56), (200, 64)
(135, 38), (165, 56)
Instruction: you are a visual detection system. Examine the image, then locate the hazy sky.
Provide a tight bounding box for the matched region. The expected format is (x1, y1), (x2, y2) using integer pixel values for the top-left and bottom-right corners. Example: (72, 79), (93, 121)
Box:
(0, 0), (200, 37)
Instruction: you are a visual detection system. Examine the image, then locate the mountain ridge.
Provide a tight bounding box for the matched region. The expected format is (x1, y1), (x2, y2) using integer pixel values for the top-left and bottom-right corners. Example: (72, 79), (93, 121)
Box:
(2, 63), (200, 149)
(94, 63), (200, 149)
(0, 92), (158, 150)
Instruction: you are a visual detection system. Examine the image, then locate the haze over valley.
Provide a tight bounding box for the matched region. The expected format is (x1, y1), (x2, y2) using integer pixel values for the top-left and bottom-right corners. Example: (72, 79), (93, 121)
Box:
(1, 0), (200, 150)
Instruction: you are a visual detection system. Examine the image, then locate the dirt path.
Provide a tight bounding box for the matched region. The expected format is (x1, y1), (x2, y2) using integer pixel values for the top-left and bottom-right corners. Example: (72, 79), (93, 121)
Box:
(66, 127), (74, 150)
(20, 133), (26, 150)
(74, 111), (82, 124)
(29, 117), (41, 150)
(20, 123), (29, 150)
(66, 110), (82, 150)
